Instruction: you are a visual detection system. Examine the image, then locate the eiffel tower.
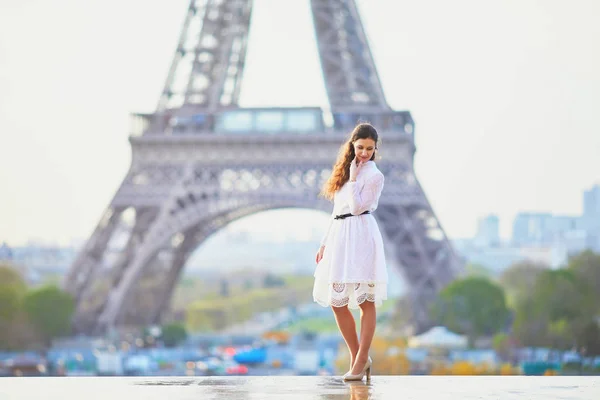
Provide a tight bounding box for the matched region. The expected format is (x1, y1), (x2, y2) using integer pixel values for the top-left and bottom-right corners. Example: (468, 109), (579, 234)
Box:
(64, 0), (463, 335)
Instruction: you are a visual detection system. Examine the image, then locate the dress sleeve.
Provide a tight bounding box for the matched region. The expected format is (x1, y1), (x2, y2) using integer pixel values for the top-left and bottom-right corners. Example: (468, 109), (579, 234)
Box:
(347, 173), (384, 215)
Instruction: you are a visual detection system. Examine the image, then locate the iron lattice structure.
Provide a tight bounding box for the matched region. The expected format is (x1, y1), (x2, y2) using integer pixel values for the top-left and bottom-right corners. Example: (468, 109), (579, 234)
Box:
(64, 0), (463, 335)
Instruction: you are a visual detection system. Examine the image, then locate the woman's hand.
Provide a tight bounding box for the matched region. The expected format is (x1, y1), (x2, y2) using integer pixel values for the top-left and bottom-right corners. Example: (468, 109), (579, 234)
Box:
(349, 156), (364, 182)
(315, 245), (325, 264)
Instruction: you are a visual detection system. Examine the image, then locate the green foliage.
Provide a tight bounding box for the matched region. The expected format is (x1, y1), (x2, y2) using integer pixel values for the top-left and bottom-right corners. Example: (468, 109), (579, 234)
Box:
(428, 252), (600, 353)
(498, 261), (547, 308)
(432, 276), (509, 347)
(22, 285), (75, 345)
(535, 270), (587, 321)
(578, 320), (600, 357)
(186, 276), (312, 332)
(285, 317), (340, 333)
(512, 268), (591, 349)
(464, 263), (493, 278)
(547, 319), (572, 350)
(0, 264), (27, 293)
(492, 332), (509, 351)
(263, 273), (285, 288)
(0, 264), (27, 319)
(0, 266), (78, 350)
(0, 284), (23, 321)
(0, 264), (32, 350)
(161, 322), (188, 347)
(511, 295), (545, 348)
(568, 250), (600, 312)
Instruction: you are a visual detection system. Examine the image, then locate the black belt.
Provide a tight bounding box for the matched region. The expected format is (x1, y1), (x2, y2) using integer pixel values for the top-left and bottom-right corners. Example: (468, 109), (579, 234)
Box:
(334, 211), (370, 220)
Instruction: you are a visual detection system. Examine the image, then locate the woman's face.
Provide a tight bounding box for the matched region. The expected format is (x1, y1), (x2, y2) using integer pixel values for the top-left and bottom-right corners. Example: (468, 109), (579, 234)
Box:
(353, 138), (376, 163)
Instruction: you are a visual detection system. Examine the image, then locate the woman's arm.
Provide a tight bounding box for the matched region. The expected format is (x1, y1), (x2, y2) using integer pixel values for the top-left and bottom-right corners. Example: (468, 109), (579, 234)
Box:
(347, 173), (384, 215)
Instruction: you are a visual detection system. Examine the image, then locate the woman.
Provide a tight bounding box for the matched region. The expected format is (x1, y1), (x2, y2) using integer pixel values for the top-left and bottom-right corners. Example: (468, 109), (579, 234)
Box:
(313, 122), (388, 382)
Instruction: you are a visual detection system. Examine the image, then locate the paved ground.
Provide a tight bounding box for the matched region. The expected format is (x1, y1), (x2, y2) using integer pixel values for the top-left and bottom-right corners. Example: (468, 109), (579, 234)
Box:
(1, 376), (599, 399)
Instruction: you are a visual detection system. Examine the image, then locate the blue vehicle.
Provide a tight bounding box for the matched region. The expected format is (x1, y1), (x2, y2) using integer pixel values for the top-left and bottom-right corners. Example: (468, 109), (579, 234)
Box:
(233, 348), (267, 364)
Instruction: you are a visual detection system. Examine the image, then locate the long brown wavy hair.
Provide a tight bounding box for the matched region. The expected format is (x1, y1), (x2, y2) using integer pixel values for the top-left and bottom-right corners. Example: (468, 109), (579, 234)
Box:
(320, 123), (379, 201)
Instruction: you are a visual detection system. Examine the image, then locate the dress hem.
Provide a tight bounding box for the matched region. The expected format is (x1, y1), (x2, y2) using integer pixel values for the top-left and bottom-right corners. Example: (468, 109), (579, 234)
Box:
(313, 296), (387, 309)
(313, 281), (387, 309)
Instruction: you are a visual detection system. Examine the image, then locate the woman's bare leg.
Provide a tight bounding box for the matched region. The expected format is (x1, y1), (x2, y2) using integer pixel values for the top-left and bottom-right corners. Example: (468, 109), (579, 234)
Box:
(331, 305), (360, 370)
(350, 300), (376, 375)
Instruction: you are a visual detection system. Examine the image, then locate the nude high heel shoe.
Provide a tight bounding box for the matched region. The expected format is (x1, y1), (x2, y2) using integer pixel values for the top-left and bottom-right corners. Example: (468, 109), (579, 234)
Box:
(343, 357), (372, 382)
(342, 356), (369, 379)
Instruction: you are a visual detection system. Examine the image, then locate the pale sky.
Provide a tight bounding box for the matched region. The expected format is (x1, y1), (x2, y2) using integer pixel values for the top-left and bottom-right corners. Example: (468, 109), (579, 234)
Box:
(1, 0), (599, 247)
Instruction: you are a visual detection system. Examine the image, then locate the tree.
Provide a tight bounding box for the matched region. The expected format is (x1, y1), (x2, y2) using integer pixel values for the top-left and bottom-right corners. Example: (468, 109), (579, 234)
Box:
(0, 284), (29, 350)
(498, 261), (547, 308)
(512, 269), (591, 350)
(263, 273), (285, 288)
(492, 332), (512, 362)
(161, 322), (188, 347)
(0, 264), (27, 292)
(534, 270), (587, 322)
(565, 251), (600, 356)
(511, 295), (547, 348)
(220, 279), (230, 297)
(432, 277), (509, 347)
(0, 264), (32, 350)
(568, 250), (600, 313)
(0, 284), (23, 321)
(464, 263), (493, 279)
(577, 320), (600, 357)
(22, 285), (75, 346)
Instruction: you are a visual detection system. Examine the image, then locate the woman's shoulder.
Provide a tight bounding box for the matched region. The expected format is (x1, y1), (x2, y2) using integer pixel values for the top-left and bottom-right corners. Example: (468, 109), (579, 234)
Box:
(370, 161), (384, 175)
(362, 162), (384, 184)
(372, 162), (384, 175)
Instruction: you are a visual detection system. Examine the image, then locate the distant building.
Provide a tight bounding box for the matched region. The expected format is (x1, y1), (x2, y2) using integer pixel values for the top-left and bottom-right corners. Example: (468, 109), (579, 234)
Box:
(453, 239), (561, 275)
(459, 184), (600, 274)
(0, 242), (13, 261)
(511, 211), (591, 253)
(512, 212), (554, 246)
(475, 215), (500, 247)
(2, 244), (78, 285)
(583, 184), (600, 223)
(555, 229), (589, 259)
(547, 215), (583, 235)
(583, 184), (600, 251)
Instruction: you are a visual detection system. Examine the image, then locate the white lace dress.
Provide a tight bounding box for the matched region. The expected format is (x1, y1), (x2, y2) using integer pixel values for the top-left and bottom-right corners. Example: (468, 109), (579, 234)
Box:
(313, 161), (388, 309)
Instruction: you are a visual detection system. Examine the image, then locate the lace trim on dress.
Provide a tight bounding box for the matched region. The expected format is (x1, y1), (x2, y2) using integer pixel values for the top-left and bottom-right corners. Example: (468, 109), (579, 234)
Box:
(330, 282), (377, 307)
